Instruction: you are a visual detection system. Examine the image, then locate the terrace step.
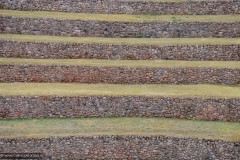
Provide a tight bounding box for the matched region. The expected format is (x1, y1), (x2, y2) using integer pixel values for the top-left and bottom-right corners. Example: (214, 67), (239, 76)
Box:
(1, 34), (240, 60)
(0, 118), (239, 159)
(0, 1), (239, 159)
(1, 0), (239, 15)
(1, 83), (240, 97)
(0, 83), (239, 121)
(1, 9), (240, 22)
(0, 58), (239, 84)
(0, 117), (239, 140)
(0, 135), (239, 159)
(1, 10), (240, 38)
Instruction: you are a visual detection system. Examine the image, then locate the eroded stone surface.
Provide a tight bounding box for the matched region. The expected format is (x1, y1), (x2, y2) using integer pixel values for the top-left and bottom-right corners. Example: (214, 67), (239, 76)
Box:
(1, 16), (240, 38)
(1, 40), (239, 60)
(1, 0), (239, 15)
(0, 136), (239, 159)
(0, 96), (239, 121)
(0, 65), (240, 84)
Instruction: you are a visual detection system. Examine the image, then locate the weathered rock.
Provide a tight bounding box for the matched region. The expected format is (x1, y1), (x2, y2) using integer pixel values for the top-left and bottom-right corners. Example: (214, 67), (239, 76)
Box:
(1, 40), (239, 60)
(1, 16), (240, 38)
(0, 64), (239, 85)
(0, 0), (239, 15)
(0, 136), (239, 159)
(0, 96), (239, 121)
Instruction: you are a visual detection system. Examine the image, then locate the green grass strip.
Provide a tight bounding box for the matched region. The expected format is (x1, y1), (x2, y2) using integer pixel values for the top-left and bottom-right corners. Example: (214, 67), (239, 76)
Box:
(1, 9), (240, 22)
(0, 58), (240, 68)
(0, 83), (240, 97)
(124, 0), (195, 1)
(0, 117), (239, 141)
(1, 34), (240, 45)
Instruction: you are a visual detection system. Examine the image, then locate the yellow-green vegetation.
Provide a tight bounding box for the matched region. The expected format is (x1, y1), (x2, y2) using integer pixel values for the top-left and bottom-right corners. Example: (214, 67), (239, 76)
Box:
(129, 0), (214, 1)
(1, 10), (240, 22)
(0, 58), (240, 68)
(1, 34), (240, 45)
(0, 117), (239, 141)
(0, 83), (240, 97)
(127, 0), (193, 1)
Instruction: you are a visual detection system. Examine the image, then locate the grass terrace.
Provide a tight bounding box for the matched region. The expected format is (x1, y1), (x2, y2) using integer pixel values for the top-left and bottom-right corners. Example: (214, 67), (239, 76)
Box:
(1, 10), (240, 22)
(1, 34), (240, 45)
(0, 83), (240, 97)
(123, 0), (214, 1)
(0, 58), (240, 68)
(0, 117), (239, 141)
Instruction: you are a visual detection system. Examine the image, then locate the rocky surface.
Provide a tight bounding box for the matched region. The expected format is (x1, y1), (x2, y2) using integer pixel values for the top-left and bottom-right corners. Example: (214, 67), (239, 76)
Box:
(1, 40), (240, 60)
(1, 0), (239, 15)
(0, 96), (239, 121)
(0, 136), (239, 159)
(1, 16), (240, 38)
(0, 64), (240, 84)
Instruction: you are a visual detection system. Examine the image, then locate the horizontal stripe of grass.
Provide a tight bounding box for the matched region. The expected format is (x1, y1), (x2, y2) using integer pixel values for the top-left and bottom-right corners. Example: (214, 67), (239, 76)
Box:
(1, 58), (239, 68)
(0, 83), (240, 97)
(0, 117), (239, 141)
(1, 10), (240, 22)
(1, 34), (240, 45)
(124, 0), (202, 1)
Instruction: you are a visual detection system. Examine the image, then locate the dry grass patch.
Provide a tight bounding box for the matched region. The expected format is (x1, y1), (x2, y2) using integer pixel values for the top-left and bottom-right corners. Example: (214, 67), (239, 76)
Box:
(0, 117), (239, 141)
(125, 0), (215, 1)
(1, 58), (240, 68)
(0, 83), (240, 97)
(127, 0), (190, 1)
(1, 10), (240, 22)
(1, 34), (240, 45)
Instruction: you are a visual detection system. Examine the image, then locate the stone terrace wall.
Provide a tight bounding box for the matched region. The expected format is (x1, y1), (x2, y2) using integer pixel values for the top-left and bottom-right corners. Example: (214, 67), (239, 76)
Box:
(1, 16), (240, 38)
(0, 96), (239, 121)
(1, 65), (240, 84)
(0, 136), (239, 159)
(1, 0), (239, 15)
(1, 40), (240, 60)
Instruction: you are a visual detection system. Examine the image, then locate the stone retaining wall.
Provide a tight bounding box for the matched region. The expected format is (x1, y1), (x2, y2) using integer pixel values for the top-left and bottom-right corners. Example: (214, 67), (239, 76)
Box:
(0, 96), (239, 121)
(0, 136), (239, 159)
(1, 16), (240, 38)
(0, 65), (240, 84)
(1, 0), (239, 15)
(1, 40), (240, 60)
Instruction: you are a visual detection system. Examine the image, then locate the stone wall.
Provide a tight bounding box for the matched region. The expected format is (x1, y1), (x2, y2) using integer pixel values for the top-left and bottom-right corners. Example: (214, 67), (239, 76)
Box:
(0, 64), (240, 84)
(0, 96), (239, 121)
(1, 40), (240, 60)
(1, 16), (240, 38)
(0, 136), (239, 159)
(1, 0), (239, 15)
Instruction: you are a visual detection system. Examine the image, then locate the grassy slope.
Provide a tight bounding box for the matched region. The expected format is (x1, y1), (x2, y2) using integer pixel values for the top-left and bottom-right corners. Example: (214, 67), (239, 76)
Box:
(0, 117), (239, 141)
(0, 83), (240, 97)
(1, 58), (240, 68)
(125, 0), (198, 1)
(125, 0), (216, 1)
(1, 10), (240, 22)
(1, 34), (240, 45)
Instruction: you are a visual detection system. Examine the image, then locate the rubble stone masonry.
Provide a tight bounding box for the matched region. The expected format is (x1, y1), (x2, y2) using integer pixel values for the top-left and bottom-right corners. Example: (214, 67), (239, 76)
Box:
(1, 16), (240, 38)
(1, 40), (240, 60)
(0, 136), (239, 159)
(0, 96), (239, 121)
(1, 0), (239, 15)
(0, 65), (240, 84)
